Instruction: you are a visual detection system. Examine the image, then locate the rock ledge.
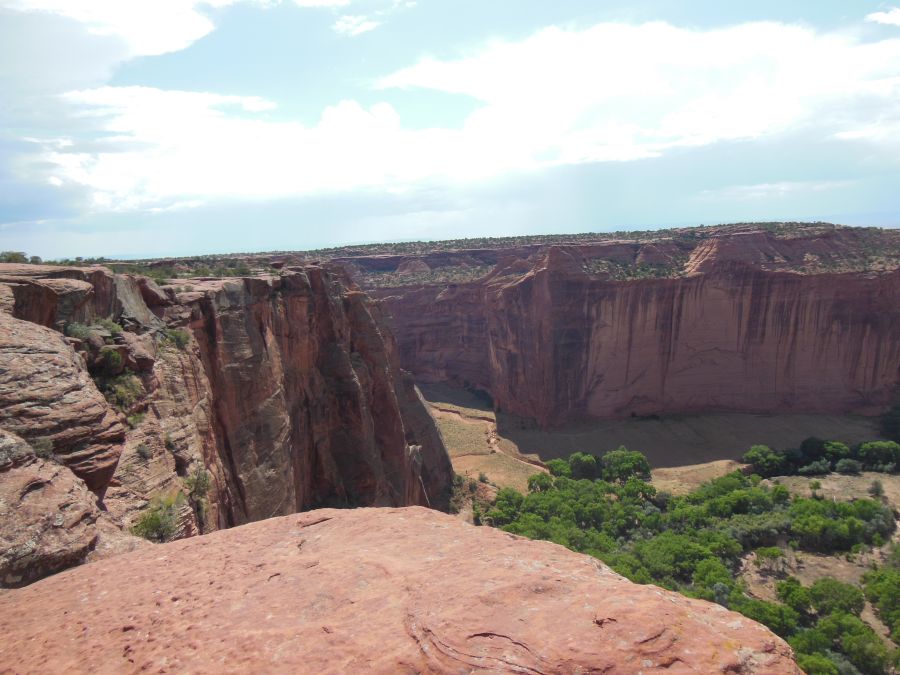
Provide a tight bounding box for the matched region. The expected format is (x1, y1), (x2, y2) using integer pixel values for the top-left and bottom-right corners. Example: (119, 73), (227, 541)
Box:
(0, 506), (799, 673)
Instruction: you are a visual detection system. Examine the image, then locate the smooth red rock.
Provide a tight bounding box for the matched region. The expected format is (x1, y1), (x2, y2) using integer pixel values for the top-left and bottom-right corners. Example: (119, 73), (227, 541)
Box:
(0, 507), (800, 674)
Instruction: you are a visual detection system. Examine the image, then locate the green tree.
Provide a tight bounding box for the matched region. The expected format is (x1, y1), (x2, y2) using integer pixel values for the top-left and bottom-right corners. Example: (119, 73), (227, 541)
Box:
(568, 452), (598, 479)
(0, 251), (27, 263)
(600, 447), (651, 482)
(809, 578), (865, 616)
(742, 444), (785, 476)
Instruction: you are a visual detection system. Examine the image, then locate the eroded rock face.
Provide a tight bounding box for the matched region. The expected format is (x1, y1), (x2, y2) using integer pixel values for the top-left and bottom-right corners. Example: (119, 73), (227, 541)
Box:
(0, 429), (100, 587)
(0, 507), (800, 673)
(0, 262), (452, 584)
(374, 233), (900, 427)
(175, 269), (452, 524)
(0, 312), (126, 490)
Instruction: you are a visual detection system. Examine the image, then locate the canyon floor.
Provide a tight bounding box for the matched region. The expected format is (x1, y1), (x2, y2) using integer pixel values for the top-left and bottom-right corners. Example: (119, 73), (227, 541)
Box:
(420, 382), (884, 493)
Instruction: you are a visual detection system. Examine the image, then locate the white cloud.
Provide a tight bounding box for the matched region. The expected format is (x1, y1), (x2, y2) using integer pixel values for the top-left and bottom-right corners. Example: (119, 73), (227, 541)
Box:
(378, 22), (900, 163)
(16, 19), (900, 214)
(333, 14), (380, 36)
(867, 8), (900, 27)
(0, 0), (347, 56)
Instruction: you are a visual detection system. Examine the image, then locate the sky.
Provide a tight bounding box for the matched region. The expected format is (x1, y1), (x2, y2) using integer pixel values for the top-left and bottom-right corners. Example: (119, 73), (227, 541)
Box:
(1, 1), (900, 258)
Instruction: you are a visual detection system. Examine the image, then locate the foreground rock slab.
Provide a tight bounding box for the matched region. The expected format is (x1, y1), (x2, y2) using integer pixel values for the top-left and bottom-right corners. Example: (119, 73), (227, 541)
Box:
(0, 507), (798, 674)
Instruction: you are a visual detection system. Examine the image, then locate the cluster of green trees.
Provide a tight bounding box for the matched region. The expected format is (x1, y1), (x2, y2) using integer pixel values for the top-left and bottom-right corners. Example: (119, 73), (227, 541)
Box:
(0, 251), (42, 264)
(484, 450), (897, 674)
(779, 574), (896, 674)
(743, 437), (900, 477)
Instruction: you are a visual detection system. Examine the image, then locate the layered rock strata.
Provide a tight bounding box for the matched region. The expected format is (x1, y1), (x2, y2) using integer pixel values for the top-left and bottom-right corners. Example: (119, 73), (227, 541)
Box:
(0, 506), (801, 674)
(0, 263), (452, 585)
(370, 230), (900, 427)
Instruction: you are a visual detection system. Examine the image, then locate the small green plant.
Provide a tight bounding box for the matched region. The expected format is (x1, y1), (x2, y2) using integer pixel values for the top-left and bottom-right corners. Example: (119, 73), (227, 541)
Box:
(95, 318), (123, 335)
(136, 443), (152, 460)
(64, 322), (90, 340)
(126, 412), (145, 428)
(184, 467), (211, 500)
(131, 493), (182, 542)
(97, 372), (144, 410)
(161, 328), (191, 350)
(478, 472), (489, 484)
(869, 479), (884, 498)
(29, 437), (54, 459)
(835, 458), (862, 475)
(99, 346), (123, 374)
(164, 434), (176, 451)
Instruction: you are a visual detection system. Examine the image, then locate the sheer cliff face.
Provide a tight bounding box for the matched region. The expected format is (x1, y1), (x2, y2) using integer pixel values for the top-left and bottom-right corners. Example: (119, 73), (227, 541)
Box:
(0, 263), (452, 584)
(375, 239), (900, 428)
(176, 269), (451, 525)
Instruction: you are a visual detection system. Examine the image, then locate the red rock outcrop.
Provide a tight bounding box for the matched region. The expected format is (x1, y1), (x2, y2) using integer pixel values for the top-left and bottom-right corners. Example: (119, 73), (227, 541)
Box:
(166, 268), (453, 525)
(0, 506), (800, 674)
(0, 312), (127, 490)
(372, 230), (900, 427)
(0, 262), (453, 585)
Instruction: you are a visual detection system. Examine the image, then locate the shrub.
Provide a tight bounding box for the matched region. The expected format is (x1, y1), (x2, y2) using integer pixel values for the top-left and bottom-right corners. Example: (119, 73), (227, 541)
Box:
(545, 458), (572, 477)
(868, 480), (884, 498)
(95, 372), (144, 410)
(754, 546), (785, 574)
(835, 459), (862, 475)
(100, 347), (123, 374)
(823, 441), (851, 463)
(478, 471), (489, 484)
(799, 460), (831, 476)
(776, 577), (812, 615)
(795, 653), (839, 675)
(136, 443), (152, 460)
(95, 318), (123, 335)
(857, 441), (900, 470)
(131, 494), (182, 542)
(64, 322), (90, 340)
(162, 328), (191, 350)
(185, 467), (211, 500)
(126, 413), (145, 428)
(29, 437), (54, 459)
(809, 578), (865, 616)
(742, 444), (785, 476)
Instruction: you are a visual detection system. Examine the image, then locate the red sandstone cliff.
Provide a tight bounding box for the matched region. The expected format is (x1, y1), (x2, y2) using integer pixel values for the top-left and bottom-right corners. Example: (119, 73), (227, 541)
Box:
(0, 263), (452, 585)
(370, 228), (900, 427)
(0, 506), (801, 674)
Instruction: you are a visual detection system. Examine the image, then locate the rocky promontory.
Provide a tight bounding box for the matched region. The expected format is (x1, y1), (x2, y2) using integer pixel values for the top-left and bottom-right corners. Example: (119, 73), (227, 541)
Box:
(0, 263), (452, 586)
(0, 506), (800, 674)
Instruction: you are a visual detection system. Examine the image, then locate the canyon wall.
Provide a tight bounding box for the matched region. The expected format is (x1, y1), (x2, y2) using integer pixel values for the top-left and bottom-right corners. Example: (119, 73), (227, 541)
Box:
(0, 263), (452, 585)
(371, 230), (900, 427)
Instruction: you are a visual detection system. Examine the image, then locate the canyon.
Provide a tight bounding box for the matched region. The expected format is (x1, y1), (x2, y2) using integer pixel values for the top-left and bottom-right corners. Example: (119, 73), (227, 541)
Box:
(0, 262), (452, 586)
(351, 224), (900, 427)
(3, 222), (899, 673)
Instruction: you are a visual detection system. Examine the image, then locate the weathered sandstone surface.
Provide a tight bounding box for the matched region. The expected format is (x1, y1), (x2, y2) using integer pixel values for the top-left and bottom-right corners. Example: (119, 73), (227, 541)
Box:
(0, 263), (452, 585)
(368, 228), (900, 427)
(0, 506), (800, 674)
